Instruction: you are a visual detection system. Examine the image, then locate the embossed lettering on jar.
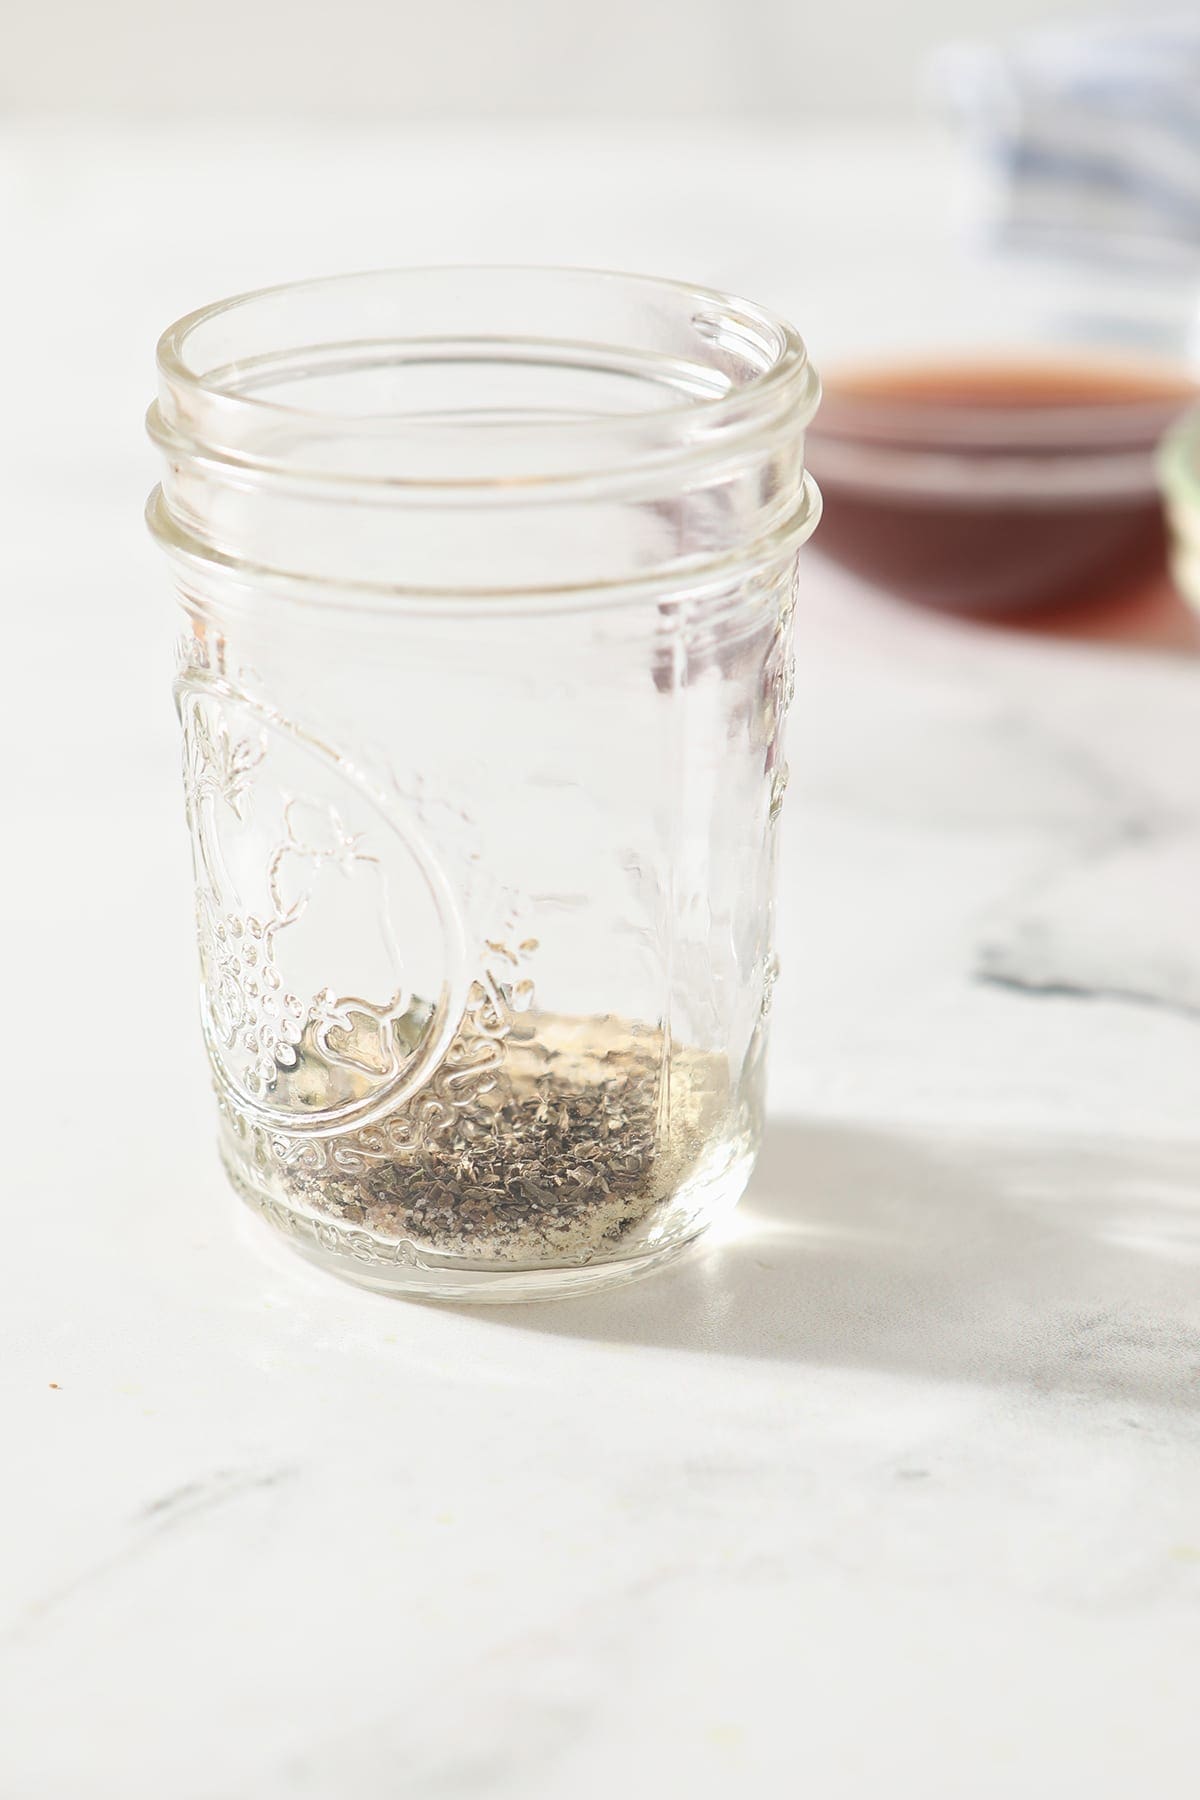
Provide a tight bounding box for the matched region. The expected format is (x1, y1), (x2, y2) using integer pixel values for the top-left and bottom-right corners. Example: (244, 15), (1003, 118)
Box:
(147, 268), (821, 1300)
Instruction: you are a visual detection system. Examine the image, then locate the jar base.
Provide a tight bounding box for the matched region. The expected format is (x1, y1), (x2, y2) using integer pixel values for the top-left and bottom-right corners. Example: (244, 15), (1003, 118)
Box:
(272, 1219), (705, 1302)
(227, 1148), (754, 1304)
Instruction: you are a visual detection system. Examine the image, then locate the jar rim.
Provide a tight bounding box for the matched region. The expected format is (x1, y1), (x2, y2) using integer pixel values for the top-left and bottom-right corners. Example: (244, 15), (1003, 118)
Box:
(152, 264), (819, 487)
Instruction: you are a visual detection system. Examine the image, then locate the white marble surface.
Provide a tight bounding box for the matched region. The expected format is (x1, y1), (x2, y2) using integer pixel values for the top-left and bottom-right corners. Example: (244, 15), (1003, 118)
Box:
(3, 121), (1200, 1797)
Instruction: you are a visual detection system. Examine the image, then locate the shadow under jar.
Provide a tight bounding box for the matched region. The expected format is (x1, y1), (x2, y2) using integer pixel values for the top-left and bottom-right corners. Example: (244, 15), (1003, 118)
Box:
(147, 267), (822, 1301)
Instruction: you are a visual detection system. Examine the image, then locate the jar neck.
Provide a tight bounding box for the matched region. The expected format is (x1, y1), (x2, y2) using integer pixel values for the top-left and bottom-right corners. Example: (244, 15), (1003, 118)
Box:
(147, 268), (821, 601)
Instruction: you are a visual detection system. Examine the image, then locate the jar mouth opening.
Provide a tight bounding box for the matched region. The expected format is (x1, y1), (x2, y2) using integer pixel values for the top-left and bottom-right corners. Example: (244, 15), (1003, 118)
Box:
(153, 265), (819, 487)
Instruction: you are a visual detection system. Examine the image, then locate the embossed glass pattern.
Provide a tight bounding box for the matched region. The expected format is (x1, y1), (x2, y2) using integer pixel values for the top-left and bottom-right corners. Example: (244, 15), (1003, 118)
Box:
(147, 268), (821, 1299)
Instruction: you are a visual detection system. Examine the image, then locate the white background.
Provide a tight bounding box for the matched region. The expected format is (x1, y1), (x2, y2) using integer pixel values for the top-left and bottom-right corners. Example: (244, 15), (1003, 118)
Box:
(8, 0), (1111, 118)
(3, 112), (1200, 1796)
(5, 2), (1200, 1793)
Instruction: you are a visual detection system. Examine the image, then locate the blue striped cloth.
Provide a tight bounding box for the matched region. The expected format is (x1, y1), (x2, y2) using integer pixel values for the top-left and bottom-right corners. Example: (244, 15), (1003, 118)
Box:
(935, 18), (1200, 260)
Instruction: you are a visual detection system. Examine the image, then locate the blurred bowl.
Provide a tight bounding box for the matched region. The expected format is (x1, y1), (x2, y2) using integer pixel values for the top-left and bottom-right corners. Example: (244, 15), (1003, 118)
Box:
(797, 242), (1200, 618)
(809, 355), (1196, 615)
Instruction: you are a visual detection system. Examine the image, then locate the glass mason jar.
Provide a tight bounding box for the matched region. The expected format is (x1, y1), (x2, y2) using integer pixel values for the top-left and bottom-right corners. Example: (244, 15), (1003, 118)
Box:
(147, 268), (821, 1301)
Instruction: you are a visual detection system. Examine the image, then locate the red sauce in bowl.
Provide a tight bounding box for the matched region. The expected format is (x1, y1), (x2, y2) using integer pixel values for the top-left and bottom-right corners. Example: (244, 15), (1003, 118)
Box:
(808, 357), (1198, 620)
